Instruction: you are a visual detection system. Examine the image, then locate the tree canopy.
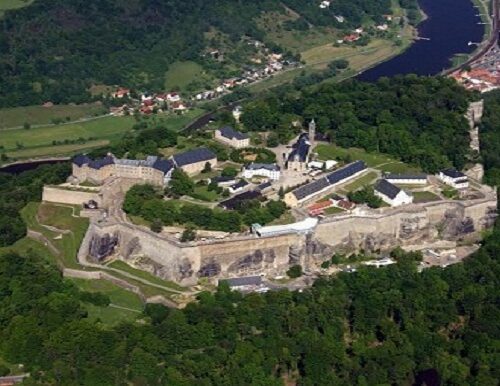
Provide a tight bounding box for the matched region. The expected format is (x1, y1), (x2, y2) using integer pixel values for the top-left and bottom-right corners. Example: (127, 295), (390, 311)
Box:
(0, 0), (396, 107)
(242, 75), (473, 172)
(1, 223), (499, 384)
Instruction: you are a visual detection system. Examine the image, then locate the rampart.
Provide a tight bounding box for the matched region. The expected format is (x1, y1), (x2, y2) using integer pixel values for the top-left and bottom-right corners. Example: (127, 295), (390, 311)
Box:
(42, 186), (102, 206)
(81, 193), (497, 285)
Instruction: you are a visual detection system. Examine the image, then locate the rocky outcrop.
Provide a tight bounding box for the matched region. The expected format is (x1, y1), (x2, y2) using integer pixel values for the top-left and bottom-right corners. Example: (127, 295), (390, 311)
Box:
(81, 194), (497, 284)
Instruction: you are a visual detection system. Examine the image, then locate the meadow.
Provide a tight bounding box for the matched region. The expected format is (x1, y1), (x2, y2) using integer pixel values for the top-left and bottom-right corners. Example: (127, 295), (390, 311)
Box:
(1, 116), (134, 156)
(164, 61), (214, 92)
(0, 103), (107, 129)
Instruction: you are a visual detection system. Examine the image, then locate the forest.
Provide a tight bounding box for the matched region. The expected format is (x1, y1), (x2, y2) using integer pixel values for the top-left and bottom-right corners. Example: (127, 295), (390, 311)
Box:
(0, 0), (394, 107)
(480, 90), (500, 186)
(0, 221), (498, 384)
(241, 75), (473, 173)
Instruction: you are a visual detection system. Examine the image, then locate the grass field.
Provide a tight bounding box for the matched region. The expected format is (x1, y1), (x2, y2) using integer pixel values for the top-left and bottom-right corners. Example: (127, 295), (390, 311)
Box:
(377, 161), (422, 174)
(324, 206), (345, 215)
(412, 191), (441, 203)
(69, 278), (144, 326)
(5, 140), (110, 159)
(2, 109), (203, 160)
(0, 103), (107, 129)
(192, 185), (220, 201)
(315, 144), (401, 168)
(340, 171), (378, 193)
(165, 61), (213, 92)
(1, 115), (134, 159)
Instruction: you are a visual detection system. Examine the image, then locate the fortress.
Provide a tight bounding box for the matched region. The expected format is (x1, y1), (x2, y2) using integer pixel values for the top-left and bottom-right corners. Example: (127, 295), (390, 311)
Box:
(77, 185), (497, 285)
(45, 101), (497, 286)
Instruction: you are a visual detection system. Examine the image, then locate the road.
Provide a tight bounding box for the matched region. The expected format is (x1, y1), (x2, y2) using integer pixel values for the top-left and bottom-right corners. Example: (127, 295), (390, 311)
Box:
(444, 0), (499, 74)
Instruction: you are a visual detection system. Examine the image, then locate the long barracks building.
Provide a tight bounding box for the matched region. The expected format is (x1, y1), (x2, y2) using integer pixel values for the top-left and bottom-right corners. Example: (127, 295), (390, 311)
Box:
(284, 160), (367, 207)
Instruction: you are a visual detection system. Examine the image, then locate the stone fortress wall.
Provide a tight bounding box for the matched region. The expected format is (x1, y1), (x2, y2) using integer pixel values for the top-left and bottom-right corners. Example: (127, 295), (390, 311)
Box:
(84, 192), (497, 285)
(43, 186), (103, 206)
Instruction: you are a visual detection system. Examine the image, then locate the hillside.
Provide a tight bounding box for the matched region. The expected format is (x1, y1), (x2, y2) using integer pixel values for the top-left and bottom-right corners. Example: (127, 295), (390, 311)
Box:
(0, 0), (411, 107)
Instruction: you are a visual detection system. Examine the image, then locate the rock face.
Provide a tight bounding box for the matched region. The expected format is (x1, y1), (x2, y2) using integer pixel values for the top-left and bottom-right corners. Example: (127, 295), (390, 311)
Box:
(81, 194), (497, 284)
(89, 232), (119, 262)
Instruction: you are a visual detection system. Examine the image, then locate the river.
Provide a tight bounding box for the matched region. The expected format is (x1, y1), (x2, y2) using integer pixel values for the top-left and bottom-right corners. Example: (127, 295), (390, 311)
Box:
(358, 0), (485, 81)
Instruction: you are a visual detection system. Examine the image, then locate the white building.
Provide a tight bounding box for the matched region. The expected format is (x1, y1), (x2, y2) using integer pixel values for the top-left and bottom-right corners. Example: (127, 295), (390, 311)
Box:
(308, 160), (338, 170)
(385, 173), (428, 185)
(243, 163), (281, 180)
(252, 217), (318, 237)
(228, 180), (249, 194)
(438, 169), (469, 189)
(374, 179), (413, 207)
(363, 257), (396, 267)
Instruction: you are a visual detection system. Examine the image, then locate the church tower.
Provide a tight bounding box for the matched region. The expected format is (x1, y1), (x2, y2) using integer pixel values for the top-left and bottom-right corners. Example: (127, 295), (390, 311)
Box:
(308, 119), (316, 145)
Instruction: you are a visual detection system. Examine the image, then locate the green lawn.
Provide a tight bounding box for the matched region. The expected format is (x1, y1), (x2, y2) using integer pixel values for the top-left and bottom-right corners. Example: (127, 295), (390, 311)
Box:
(412, 191), (441, 203)
(191, 185), (220, 201)
(161, 108), (204, 131)
(378, 161), (422, 174)
(164, 61), (213, 92)
(69, 278), (144, 326)
(0, 103), (107, 129)
(324, 206), (345, 215)
(340, 171), (378, 193)
(315, 144), (400, 167)
(6, 140), (110, 159)
(1, 115), (134, 153)
(108, 260), (186, 292)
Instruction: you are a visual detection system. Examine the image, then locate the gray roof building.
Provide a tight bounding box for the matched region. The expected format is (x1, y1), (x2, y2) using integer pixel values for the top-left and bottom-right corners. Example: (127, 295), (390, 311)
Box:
(219, 126), (249, 141)
(173, 148), (217, 167)
(246, 163), (280, 171)
(374, 179), (401, 200)
(291, 161), (367, 201)
(441, 168), (466, 179)
(288, 133), (310, 163)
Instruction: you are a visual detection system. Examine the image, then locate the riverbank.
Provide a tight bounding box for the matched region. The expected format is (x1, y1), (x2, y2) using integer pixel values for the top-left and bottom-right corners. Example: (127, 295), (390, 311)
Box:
(359, 0), (485, 81)
(447, 0), (494, 71)
(0, 157), (70, 174)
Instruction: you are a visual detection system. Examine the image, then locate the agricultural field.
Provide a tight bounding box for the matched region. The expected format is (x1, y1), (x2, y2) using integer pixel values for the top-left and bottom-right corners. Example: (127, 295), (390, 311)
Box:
(0, 103), (107, 129)
(1, 107), (204, 160)
(1, 116), (134, 157)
